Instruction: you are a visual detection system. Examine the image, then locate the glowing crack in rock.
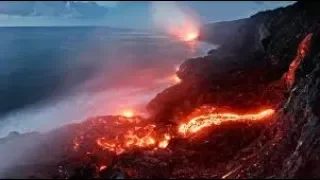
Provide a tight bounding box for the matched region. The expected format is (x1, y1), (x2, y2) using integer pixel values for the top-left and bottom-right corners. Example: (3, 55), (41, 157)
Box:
(284, 33), (313, 88)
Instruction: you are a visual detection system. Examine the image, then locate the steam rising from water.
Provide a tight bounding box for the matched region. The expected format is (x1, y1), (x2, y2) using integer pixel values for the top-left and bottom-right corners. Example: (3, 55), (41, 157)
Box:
(151, 1), (200, 40)
(0, 28), (214, 138)
(0, 6), (215, 175)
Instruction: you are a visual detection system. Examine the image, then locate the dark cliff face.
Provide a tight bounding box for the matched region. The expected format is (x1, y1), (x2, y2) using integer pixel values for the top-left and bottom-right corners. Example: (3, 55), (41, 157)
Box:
(220, 31), (319, 179)
(147, 1), (319, 122)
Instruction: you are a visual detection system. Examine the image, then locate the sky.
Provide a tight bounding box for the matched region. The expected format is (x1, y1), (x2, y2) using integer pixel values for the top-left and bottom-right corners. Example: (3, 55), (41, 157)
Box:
(0, 1), (295, 28)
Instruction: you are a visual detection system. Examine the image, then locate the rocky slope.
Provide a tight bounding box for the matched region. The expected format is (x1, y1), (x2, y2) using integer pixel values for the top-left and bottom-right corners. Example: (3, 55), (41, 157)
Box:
(148, 1), (319, 123)
(147, 1), (320, 178)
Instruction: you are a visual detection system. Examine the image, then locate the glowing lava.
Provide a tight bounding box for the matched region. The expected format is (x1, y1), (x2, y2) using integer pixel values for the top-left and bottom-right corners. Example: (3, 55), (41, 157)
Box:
(171, 23), (199, 42)
(284, 33), (313, 88)
(172, 74), (182, 84)
(95, 124), (172, 155)
(178, 109), (275, 135)
(122, 109), (134, 118)
(73, 106), (274, 156)
(158, 133), (171, 149)
(151, 1), (200, 42)
(183, 31), (198, 42)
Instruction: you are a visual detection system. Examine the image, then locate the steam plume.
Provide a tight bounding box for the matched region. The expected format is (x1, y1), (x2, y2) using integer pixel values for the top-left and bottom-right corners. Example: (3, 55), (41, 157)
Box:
(151, 1), (200, 40)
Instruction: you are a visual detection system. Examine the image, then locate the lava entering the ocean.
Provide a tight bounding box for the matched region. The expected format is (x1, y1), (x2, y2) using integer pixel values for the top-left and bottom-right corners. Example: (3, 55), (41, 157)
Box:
(170, 22), (199, 42)
(151, 1), (200, 42)
(183, 31), (199, 42)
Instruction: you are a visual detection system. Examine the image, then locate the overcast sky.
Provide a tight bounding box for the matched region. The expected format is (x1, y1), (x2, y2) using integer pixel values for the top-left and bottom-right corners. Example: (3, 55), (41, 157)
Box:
(0, 1), (295, 28)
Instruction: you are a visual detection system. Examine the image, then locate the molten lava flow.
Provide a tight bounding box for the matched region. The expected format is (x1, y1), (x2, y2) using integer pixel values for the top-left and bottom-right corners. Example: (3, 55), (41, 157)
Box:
(151, 1), (199, 42)
(158, 133), (171, 149)
(93, 123), (173, 155)
(178, 109), (275, 135)
(284, 33), (313, 88)
(73, 106), (274, 156)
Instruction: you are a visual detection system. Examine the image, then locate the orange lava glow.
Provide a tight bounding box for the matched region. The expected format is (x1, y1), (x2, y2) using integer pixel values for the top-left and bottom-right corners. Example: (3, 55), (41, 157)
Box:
(178, 109), (275, 135)
(122, 109), (134, 118)
(169, 21), (199, 42)
(99, 165), (107, 171)
(184, 32), (198, 42)
(95, 124), (172, 155)
(284, 33), (313, 88)
(73, 105), (274, 155)
(158, 134), (171, 149)
(175, 26), (199, 42)
(171, 74), (182, 84)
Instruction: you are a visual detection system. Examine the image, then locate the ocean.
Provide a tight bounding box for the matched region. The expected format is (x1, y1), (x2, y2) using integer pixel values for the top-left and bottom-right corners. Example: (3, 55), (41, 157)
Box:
(0, 27), (215, 137)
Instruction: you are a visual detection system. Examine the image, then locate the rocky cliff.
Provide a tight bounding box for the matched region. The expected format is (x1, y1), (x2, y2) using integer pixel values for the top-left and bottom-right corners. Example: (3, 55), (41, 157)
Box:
(148, 1), (319, 122)
(147, 1), (320, 178)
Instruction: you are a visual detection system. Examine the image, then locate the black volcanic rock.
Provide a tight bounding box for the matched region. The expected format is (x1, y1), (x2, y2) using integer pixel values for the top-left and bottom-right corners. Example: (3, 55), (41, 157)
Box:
(148, 1), (320, 125)
(222, 30), (320, 179)
(147, 2), (320, 177)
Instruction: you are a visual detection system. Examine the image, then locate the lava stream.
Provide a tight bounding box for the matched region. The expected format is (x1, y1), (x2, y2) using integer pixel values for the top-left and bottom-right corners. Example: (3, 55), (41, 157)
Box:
(178, 109), (275, 135)
(284, 33), (313, 88)
(73, 107), (275, 155)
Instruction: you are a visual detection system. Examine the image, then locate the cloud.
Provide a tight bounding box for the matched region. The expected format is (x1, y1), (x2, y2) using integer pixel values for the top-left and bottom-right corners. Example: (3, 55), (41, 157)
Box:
(253, 1), (265, 6)
(0, 2), (35, 16)
(68, 1), (108, 18)
(0, 1), (108, 18)
(95, 1), (118, 8)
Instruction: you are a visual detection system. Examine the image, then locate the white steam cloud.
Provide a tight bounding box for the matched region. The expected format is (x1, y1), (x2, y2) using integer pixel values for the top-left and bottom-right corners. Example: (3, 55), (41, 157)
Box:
(151, 1), (200, 37)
